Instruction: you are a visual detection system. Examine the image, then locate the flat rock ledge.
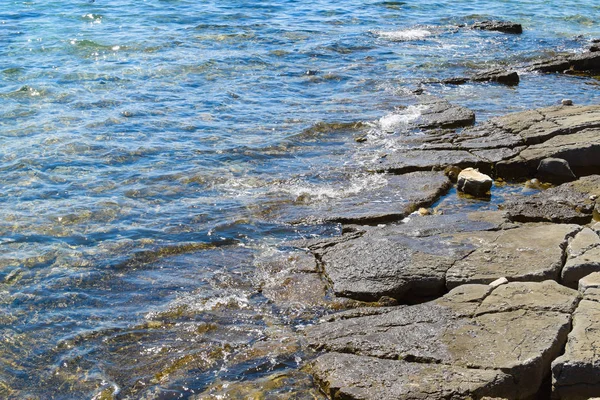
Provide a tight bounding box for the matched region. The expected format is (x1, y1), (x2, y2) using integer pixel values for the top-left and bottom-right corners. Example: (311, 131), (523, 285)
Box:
(291, 102), (600, 399)
(305, 281), (580, 400)
(311, 211), (579, 302)
(374, 104), (600, 179)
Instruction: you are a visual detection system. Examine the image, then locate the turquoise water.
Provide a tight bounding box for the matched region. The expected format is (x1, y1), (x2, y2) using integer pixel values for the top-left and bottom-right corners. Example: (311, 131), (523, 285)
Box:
(1, 1), (599, 398)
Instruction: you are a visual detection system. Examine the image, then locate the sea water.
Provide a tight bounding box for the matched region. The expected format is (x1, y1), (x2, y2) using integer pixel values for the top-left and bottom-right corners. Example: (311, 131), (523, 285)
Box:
(1, 0), (599, 398)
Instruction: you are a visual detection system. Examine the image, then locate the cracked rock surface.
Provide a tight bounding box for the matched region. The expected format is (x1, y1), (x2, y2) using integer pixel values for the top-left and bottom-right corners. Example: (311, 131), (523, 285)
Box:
(305, 281), (580, 400)
(552, 292), (600, 399)
(311, 211), (508, 302)
(372, 104), (600, 180)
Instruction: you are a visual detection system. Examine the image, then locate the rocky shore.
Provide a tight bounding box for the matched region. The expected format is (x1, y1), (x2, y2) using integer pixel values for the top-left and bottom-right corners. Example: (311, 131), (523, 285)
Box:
(259, 45), (600, 398)
(294, 102), (600, 398)
(198, 33), (600, 399)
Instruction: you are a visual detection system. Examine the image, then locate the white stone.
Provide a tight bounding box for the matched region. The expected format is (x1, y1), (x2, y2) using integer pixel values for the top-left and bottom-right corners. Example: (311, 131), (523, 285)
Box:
(457, 168), (493, 197)
(489, 277), (509, 288)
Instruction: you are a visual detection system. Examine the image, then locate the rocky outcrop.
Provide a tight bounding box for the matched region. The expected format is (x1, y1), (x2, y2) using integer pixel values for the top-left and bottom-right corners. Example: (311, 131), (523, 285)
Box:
(294, 100), (600, 399)
(380, 96), (476, 132)
(472, 20), (523, 34)
(446, 224), (579, 288)
(306, 281), (579, 400)
(527, 51), (600, 74)
(372, 104), (600, 180)
(552, 275), (600, 399)
(443, 69), (520, 86)
(311, 211), (509, 302)
(502, 175), (600, 224)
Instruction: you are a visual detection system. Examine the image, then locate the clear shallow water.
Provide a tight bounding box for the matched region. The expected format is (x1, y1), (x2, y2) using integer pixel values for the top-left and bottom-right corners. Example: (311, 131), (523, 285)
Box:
(1, 0), (599, 398)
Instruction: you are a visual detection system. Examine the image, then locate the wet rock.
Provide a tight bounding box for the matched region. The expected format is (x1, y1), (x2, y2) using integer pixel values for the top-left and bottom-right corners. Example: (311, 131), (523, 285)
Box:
(502, 128), (600, 177)
(313, 211), (508, 302)
(562, 99), (573, 106)
(562, 228), (600, 289)
(306, 281), (578, 399)
(413, 96), (476, 129)
(374, 148), (484, 174)
(382, 97), (476, 132)
(527, 51), (600, 74)
(456, 167), (493, 197)
(472, 20), (523, 34)
(444, 165), (462, 182)
(536, 157), (576, 183)
(551, 299), (600, 400)
(196, 370), (323, 399)
(446, 224), (580, 288)
(276, 171), (451, 225)
(442, 69), (519, 86)
(503, 175), (600, 224)
(472, 69), (520, 85)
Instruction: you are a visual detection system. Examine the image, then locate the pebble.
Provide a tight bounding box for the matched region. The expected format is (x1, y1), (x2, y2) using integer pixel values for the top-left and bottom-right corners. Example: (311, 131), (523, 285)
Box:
(561, 99), (573, 106)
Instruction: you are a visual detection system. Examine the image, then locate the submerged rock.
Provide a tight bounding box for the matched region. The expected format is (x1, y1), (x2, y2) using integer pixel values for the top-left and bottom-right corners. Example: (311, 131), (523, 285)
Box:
(306, 281), (579, 399)
(456, 167), (493, 197)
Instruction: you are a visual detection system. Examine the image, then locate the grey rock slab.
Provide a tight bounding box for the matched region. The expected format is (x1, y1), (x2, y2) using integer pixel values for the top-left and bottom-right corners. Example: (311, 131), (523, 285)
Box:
(373, 148), (484, 174)
(552, 299), (600, 400)
(317, 232), (469, 302)
(579, 271), (600, 293)
(563, 246), (600, 289)
(446, 224), (579, 289)
(379, 97), (475, 133)
(472, 69), (520, 85)
(314, 211), (508, 302)
(282, 171), (451, 225)
(475, 280), (581, 315)
(390, 210), (510, 238)
(308, 352), (517, 400)
(306, 281), (578, 399)
(501, 128), (600, 176)
(503, 175), (600, 224)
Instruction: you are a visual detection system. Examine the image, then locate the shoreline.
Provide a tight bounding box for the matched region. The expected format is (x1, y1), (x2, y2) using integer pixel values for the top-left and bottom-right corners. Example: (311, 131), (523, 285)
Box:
(250, 45), (600, 398)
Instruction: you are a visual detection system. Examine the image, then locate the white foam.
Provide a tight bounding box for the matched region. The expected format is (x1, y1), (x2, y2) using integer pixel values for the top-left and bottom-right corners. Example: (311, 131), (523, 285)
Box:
(280, 173), (389, 202)
(379, 105), (423, 132)
(375, 29), (432, 41)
